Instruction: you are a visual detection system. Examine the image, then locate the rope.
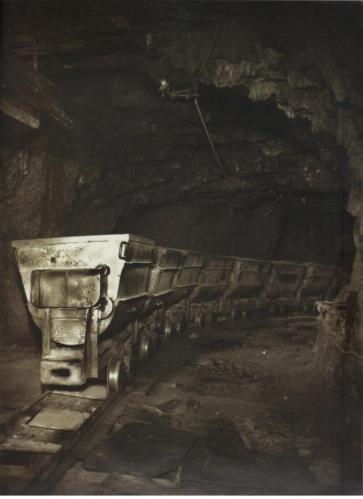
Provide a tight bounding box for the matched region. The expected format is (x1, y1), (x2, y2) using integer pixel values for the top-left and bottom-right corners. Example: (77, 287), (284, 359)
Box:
(159, 24), (233, 192)
(193, 97), (233, 192)
(193, 23), (222, 83)
(191, 23), (235, 192)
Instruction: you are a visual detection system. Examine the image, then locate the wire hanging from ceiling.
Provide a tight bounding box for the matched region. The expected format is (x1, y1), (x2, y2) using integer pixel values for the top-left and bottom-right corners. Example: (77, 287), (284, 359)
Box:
(193, 23), (222, 85)
(193, 97), (233, 190)
(193, 23), (233, 191)
(159, 23), (234, 192)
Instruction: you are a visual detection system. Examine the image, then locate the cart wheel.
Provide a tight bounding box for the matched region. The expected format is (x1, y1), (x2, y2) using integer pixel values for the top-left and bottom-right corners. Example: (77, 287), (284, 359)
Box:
(163, 318), (173, 340)
(139, 335), (150, 360)
(195, 313), (201, 327)
(195, 312), (206, 327)
(107, 359), (125, 394)
(174, 319), (183, 335)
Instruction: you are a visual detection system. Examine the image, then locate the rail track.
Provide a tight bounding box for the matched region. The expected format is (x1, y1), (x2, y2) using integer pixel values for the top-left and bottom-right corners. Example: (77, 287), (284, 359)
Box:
(0, 308), (332, 494)
(0, 325), (195, 495)
(0, 386), (115, 493)
(0, 312), (327, 495)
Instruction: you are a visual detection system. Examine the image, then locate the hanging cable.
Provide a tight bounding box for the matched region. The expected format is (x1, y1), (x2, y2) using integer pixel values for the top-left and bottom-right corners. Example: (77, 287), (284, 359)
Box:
(158, 23), (233, 191)
(192, 23), (233, 191)
(193, 97), (233, 191)
(193, 23), (222, 84)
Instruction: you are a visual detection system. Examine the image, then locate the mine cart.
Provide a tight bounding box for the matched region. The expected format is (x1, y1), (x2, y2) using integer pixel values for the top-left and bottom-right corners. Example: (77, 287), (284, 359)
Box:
(298, 263), (339, 311)
(222, 258), (271, 318)
(189, 255), (235, 325)
(264, 260), (307, 314)
(168, 249), (206, 328)
(175, 250), (205, 298)
(141, 246), (185, 342)
(12, 234), (155, 392)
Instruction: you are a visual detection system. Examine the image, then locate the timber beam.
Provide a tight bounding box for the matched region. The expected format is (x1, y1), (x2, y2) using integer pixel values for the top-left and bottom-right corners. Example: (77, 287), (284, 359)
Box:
(0, 89), (40, 129)
(0, 52), (76, 129)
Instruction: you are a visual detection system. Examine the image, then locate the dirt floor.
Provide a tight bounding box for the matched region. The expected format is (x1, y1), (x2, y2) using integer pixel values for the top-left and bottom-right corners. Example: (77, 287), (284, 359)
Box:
(48, 315), (344, 495)
(0, 345), (41, 429)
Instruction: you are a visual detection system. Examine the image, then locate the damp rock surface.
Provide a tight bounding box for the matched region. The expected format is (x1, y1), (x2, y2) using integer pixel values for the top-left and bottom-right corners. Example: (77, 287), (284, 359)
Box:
(0, 0), (358, 348)
(55, 316), (343, 495)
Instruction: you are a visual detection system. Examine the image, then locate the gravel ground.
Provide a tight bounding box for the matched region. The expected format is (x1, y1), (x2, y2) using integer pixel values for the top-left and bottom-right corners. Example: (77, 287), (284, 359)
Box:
(53, 315), (343, 495)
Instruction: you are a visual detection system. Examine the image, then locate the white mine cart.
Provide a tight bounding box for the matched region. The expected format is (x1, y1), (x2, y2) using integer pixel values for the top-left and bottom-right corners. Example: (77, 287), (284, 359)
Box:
(189, 255), (235, 325)
(140, 246), (185, 344)
(222, 258), (271, 319)
(299, 263), (339, 312)
(12, 234), (155, 392)
(264, 260), (307, 315)
(158, 248), (207, 333)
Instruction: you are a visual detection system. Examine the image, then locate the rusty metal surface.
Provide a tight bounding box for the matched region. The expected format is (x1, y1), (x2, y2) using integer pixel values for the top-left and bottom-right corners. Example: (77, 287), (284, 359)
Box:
(13, 234), (154, 304)
(12, 234), (341, 389)
(12, 234), (155, 386)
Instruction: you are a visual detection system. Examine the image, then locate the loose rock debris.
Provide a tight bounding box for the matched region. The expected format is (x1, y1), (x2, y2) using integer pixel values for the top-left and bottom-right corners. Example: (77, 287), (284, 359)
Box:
(2, 316), (343, 495)
(206, 416), (253, 459)
(83, 421), (198, 478)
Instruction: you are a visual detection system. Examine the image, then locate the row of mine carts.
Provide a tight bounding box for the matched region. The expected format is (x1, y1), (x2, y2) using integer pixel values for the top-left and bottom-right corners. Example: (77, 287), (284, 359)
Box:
(13, 234), (349, 392)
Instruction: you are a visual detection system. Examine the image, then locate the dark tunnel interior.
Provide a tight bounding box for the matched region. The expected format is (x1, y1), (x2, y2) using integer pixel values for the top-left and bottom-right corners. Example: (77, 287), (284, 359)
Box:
(0, 0), (362, 495)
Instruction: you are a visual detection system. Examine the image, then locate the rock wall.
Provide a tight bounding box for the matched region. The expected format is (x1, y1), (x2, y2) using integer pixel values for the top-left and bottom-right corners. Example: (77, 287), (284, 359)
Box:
(0, 115), (352, 347)
(1, 1), (361, 490)
(0, 124), (79, 345)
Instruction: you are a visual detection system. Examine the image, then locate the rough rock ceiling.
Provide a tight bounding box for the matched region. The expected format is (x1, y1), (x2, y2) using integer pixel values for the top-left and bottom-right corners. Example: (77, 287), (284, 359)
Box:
(3, 4), (361, 155)
(1, 1), (360, 256)
(1, 0), (361, 348)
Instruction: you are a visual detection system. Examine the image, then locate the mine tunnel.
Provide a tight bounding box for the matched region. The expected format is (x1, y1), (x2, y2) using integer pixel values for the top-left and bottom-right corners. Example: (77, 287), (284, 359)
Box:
(0, 0), (362, 495)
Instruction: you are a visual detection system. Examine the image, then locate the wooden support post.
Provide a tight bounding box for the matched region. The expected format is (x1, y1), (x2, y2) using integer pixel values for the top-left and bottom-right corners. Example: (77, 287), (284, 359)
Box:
(0, 90), (40, 128)
(313, 286), (351, 383)
(1, 51), (76, 129)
